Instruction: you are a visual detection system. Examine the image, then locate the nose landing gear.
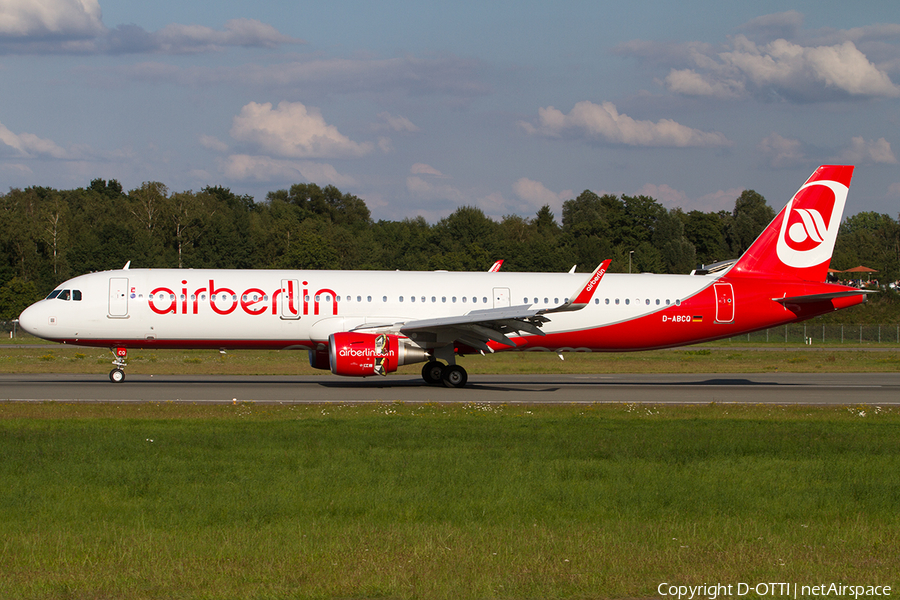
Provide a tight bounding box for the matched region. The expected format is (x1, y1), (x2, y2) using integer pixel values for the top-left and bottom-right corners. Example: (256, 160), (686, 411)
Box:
(109, 347), (127, 383)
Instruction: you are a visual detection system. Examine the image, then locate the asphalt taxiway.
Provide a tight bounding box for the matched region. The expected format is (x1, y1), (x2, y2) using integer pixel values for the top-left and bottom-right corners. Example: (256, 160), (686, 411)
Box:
(1, 373), (897, 404)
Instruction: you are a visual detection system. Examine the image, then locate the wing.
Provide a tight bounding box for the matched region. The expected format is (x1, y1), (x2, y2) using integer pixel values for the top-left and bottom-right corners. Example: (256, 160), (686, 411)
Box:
(352, 260), (611, 353)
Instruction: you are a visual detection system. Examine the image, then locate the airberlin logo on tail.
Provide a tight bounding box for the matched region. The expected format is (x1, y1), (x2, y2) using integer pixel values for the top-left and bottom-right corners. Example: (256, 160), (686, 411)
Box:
(776, 179), (848, 269)
(788, 208), (827, 246)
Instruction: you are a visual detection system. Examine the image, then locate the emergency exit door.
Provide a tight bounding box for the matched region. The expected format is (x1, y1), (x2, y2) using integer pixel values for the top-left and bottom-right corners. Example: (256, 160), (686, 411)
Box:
(714, 282), (734, 323)
(108, 277), (129, 318)
(493, 287), (510, 308)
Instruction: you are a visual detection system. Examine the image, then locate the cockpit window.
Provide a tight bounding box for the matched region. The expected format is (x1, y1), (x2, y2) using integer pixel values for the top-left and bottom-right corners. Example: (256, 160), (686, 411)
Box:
(46, 289), (81, 301)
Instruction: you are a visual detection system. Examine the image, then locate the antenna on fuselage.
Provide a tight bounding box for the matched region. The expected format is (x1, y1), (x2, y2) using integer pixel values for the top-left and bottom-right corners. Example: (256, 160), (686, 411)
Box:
(123, 261), (131, 270)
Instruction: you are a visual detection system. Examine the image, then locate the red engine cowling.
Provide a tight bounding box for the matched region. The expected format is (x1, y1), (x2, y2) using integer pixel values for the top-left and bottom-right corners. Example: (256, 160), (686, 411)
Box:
(328, 332), (428, 377)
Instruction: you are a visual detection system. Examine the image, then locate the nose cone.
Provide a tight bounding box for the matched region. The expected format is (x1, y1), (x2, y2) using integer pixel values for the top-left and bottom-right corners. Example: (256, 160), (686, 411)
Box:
(18, 301), (49, 339)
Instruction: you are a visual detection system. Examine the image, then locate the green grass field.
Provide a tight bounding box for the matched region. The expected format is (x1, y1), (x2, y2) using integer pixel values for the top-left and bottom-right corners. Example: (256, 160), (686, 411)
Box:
(1, 402), (898, 599)
(1, 339), (899, 377)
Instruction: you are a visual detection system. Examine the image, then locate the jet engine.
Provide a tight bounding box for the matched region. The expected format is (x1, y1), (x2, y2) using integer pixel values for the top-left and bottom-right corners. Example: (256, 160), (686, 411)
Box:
(328, 332), (429, 377)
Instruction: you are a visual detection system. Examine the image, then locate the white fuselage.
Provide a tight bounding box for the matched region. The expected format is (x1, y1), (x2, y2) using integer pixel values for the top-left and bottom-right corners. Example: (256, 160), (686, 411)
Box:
(19, 268), (718, 351)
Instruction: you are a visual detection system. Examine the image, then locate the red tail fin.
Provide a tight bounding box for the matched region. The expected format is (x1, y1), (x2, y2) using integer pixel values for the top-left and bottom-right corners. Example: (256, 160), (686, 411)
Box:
(729, 165), (853, 282)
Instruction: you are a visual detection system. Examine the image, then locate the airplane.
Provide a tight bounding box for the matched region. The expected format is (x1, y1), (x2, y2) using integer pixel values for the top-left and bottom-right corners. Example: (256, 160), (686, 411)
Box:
(18, 165), (869, 387)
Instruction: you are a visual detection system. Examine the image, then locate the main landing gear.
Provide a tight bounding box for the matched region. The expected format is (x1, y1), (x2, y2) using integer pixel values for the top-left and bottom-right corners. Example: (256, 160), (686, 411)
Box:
(421, 360), (468, 388)
(109, 347), (127, 383)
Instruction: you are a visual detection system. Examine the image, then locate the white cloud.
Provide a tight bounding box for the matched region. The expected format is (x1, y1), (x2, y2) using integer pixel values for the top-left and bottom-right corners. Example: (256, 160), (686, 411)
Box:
(0, 120), (71, 158)
(108, 19), (301, 54)
(512, 178), (572, 213)
(737, 10), (804, 42)
(888, 182), (900, 197)
(837, 136), (898, 165)
(520, 101), (731, 148)
(230, 101), (373, 159)
(406, 175), (465, 203)
(0, 4), (302, 55)
(662, 36), (900, 102)
(638, 182), (743, 212)
(0, 0), (105, 39)
(663, 69), (744, 99)
(374, 112), (420, 133)
(221, 154), (356, 187)
(410, 163), (449, 178)
(757, 133), (805, 168)
(199, 134), (229, 153)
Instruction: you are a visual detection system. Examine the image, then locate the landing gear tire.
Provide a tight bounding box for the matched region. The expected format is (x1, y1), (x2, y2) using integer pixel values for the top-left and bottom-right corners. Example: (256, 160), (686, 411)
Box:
(441, 365), (468, 388)
(421, 361), (444, 385)
(109, 368), (125, 383)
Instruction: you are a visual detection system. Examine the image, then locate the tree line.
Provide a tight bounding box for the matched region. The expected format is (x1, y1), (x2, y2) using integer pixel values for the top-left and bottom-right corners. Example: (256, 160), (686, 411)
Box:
(1, 178), (898, 321)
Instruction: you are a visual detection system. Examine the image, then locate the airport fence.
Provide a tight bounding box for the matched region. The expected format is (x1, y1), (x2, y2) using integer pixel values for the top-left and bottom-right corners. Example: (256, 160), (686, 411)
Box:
(726, 324), (900, 345)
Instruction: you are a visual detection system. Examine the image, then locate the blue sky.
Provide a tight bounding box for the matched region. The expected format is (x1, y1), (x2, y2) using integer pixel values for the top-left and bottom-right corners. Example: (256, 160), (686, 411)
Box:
(1, 0), (898, 222)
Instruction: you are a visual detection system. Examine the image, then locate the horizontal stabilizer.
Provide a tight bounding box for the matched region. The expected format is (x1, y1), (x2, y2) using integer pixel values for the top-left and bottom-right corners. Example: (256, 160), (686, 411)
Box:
(773, 290), (875, 305)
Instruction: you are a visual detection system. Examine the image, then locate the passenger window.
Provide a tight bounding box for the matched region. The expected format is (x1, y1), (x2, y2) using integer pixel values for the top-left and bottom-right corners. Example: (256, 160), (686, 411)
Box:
(605, 298), (609, 305)
(400, 296), (404, 302)
(625, 299), (630, 305)
(411, 296), (415, 302)
(544, 298), (548, 304)
(431, 297), (436, 303)
(422, 297), (427, 303)
(646, 299), (650, 305)
(462, 297), (467, 303)
(442, 297), (446, 303)
(382, 296), (387, 302)
(73, 290), (82, 301)
(656, 299), (660, 305)
(452, 297), (457, 303)
(482, 297), (487, 303)
(615, 298), (620, 305)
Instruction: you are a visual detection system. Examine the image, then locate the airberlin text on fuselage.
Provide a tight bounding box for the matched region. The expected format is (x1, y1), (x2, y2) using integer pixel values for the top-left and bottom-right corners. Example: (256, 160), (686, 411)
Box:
(147, 279), (337, 317)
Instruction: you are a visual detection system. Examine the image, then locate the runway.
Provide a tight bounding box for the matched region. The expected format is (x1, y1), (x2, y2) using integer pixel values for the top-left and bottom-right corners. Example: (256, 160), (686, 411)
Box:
(1, 372), (898, 404)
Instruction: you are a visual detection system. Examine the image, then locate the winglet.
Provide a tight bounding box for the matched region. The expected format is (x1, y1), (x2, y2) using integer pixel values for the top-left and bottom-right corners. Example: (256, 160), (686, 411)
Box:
(488, 260), (503, 272)
(541, 259), (611, 314)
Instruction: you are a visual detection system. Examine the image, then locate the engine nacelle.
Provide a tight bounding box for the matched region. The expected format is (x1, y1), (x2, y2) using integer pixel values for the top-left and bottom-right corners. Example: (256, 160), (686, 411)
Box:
(328, 332), (429, 377)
